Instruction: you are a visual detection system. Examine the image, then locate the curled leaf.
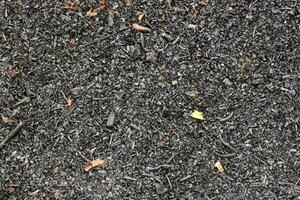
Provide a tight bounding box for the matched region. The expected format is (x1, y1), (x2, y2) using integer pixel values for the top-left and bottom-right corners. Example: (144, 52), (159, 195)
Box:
(84, 159), (108, 172)
(191, 110), (204, 120)
(132, 23), (151, 33)
(185, 90), (200, 98)
(214, 161), (224, 173)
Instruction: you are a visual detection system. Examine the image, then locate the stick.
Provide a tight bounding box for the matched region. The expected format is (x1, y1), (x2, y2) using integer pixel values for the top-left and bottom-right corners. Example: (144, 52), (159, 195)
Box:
(0, 122), (23, 150)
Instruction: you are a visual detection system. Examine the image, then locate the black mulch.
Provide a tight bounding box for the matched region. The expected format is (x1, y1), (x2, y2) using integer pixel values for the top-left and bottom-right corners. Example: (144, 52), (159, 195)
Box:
(0, 0), (299, 199)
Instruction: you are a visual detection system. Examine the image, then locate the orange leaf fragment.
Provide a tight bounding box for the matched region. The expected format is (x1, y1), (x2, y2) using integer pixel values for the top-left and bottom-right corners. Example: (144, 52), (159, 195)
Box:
(99, 0), (106, 11)
(2, 116), (12, 124)
(84, 159), (108, 172)
(132, 23), (151, 33)
(124, 0), (132, 7)
(86, 10), (98, 17)
(66, 97), (73, 107)
(66, 1), (77, 10)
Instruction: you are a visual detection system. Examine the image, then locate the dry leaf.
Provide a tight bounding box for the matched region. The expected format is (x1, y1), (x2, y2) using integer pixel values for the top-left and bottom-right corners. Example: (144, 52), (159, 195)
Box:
(200, 0), (209, 6)
(8, 69), (17, 78)
(69, 38), (76, 45)
(53, 190), (60, 199)
(66, 1), (77, 10)
(214, 161), (224, 173)
(191, 3), (198, 19)
(2, 116), (12, 124)
(99, 0), (106, 11)
(138, 13), (145, 21)
(86, 10), (98, 17)
(66, 97), (73, 107)
(191, 110), (204, 120)
(159, 130), (171, 141)
(59, 168), (66, 177)
(158, 73), (166, 82)
(203, 51), (209, 59)
(124, 0), (132, 7)
(185, 90), (200, 98)
(8, 186), (15, 193)
(132, 23), (151, 33)
(84, 159), (108, 172)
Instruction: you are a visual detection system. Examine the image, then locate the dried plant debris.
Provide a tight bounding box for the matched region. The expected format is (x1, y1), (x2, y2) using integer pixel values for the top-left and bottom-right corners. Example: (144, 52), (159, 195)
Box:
(84, 159), (108, 172)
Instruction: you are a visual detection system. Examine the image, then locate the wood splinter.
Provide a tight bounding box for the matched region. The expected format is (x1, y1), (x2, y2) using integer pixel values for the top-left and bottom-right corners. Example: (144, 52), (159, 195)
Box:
(0, 122), (23, 150)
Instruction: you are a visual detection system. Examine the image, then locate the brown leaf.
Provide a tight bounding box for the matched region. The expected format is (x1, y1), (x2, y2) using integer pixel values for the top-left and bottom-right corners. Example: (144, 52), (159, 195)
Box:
(8, 186), (15, 193)
(66, 97), (73, 107)
(53, 190), (60, 199)
(69, 38), (77, 45)
(65, 1), (77, 10)
(99, 0), (106, 11)
(132, 23), (151, 33)
(158, 73), (166, 82)
(2, 116), (12, 124)
(138, 13), (145, 21)
(59, 168), (66, 177)
(185, 90), (200, 98)
(86, 10), (98, 17)
(8, 69), (17, 78)
(200, 0), (209, 6)
(84, 159), (108, 172)
(124, 0), (132, 7)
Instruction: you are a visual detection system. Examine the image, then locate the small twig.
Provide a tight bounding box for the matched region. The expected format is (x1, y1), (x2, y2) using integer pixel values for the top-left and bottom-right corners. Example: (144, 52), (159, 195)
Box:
(166, 175), (172, 189)
(217, 112), (233, 122)
(214, 152), (236, 158)
(179, 175), (193, 182)
(124, 176), (137, 181)
(218, 134), (236, 152)
(79, 35), (111, 48)
(146, 164), (172, 171)
(142, 172), (163, 184)
(78, 151), (91, 163)
(12, 97), (30, 108)
(0, 122), (23, 150)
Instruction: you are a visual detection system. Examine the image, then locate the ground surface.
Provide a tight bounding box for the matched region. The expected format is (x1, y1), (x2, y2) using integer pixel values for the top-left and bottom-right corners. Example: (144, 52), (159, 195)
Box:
(0, 0), (299, 199)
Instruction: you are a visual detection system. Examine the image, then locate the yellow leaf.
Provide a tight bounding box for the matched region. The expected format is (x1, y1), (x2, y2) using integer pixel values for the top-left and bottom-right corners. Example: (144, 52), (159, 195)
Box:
(214, 161), (224, 173)
(191, 110), (204, 120)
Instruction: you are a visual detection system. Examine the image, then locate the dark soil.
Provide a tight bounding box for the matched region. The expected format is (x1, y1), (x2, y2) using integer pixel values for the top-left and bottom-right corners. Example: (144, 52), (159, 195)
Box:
(1, 0), (299, 199)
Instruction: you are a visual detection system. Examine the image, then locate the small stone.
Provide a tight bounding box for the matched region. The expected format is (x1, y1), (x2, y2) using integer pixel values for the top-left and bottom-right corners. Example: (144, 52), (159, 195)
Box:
(223, 78), (233, 86)
(146, 52), (158, 63)
(107, 112), (115, 127)
(155, 183), (168, 194)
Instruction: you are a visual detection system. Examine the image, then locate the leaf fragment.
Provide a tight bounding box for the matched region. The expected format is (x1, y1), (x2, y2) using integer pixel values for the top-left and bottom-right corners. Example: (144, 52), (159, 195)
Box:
(200, 0), (209, 6)
(214, 161), (224, 173)
(66, 97), (73, 107)
(86, 10), (98, 17)
(191, 110), (204, 120)
(84, 159), (108, 172)
(124, 0), (132, 7)
(132, 23), (151, 33)
(2, 116), (12, 124)
(185, 90), (200, 98)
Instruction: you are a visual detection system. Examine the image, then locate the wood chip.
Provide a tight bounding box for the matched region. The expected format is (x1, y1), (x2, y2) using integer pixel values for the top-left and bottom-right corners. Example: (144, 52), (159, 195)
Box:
(132, 23), (151, 33)
(84, 159), (108, 172)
